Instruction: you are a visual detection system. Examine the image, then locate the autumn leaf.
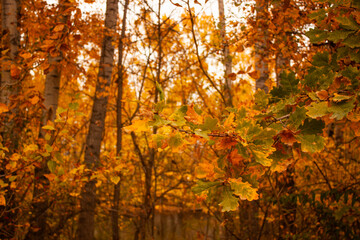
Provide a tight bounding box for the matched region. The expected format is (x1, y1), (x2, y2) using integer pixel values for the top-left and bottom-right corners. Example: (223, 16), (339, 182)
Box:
(0, 195), (5, 206)
(223, 112), (235, 128)
(248, 70), (260, 79)
(229, 178), (258, 201)
(11, 64), (20, 79)
(0, 103), (9, 114)
(184, 104), (203, 124)
(195, 162), (215, 179)
(316, 90), (328, 100)
(30, 95), (40, 105)
(228, 73), (237, 81)
(110, 175), (120, 185)
(219, 187), (238, 212)
(123, 119), (149, 133)
(53, 24), (65, 32)
(279, 130), (297, 146)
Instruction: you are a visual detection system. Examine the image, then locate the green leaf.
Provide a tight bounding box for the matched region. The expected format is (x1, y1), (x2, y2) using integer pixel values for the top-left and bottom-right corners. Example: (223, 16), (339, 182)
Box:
(47, 160), (57, 173)
(312, 52), (329, 67)
(328, 30), (355, 43)
(328, 99), (355, 120)
(296, 134), (325, 153)
(152, 115), (171, 127)
(336, 16), (360, 31)
(229, 179), (258, 201)
(153, 134), (165, 148)
(270, 71), (299, 99)
(68, 102), (79, 111)
(169, 106), (187, 126)
(343, 33), (360, 48)
(169, 133), (183, 148)
(299, 119), (325, 135)
(249, 146), (273, 166)
(192, 180), (221, 194)
(194, 129), (210, 140)
(45, 144), (53, 153)
(305, 29), (328, 43)
(306, 101), (328, 118)
(56, 107), (67, 115)
(342, 66), (360, 89)
(156, 81), (165, 101)
(288, 107), (307, 129)
(219, 187), (238, 212)
(254, 90), (268, 109)
(308, 9), (326, 22)
(200, 117), (218, 131)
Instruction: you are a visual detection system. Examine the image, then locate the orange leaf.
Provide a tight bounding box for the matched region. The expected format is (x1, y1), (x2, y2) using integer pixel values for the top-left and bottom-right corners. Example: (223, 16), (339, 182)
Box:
(20, 52), (32, 59)
(10, 64), (20, 79)
(0, 103), (9, 114)
(184, 104), (203, 124)
(216, 137), (237, 150)
(53, 24), (65, 32)
(228, 150), (243, 165)
(30, 96), (40, 105)
(44, 173), (57, 181)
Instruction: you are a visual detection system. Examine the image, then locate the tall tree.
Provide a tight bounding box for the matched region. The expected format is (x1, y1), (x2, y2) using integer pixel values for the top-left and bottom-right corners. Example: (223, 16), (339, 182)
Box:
(218, 0), (232, 108)
(26, 1), (71, 239)
(77, 0), (119, 238)
(112, 0), (129, 239)
(1, 0), (19, 104)
(254, 0), (269, 93)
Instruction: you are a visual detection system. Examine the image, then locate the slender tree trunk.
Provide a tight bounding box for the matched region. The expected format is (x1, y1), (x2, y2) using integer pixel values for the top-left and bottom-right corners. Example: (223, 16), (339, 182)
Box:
(77, 0), (118, 239)
(26, 1), (70, 239)
(218, 0), (232, 108)
(254, 0), (269, 93)
(0, 0), (19, 238)
(112, 0), (129, 239)
(1, 0), (19, 104)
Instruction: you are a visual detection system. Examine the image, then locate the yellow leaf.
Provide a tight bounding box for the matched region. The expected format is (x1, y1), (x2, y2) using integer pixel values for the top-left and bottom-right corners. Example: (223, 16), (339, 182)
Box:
(123, 119), (149, 133)
(0, 103), (9, 114)
(0, 195), (5, 206)
(24, 144), (38, 153)
(223, 112), (235, 128)
(110, 175), (120, 185)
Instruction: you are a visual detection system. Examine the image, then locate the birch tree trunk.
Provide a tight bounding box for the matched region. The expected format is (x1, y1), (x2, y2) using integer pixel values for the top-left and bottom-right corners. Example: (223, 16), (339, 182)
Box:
(112, 0), (129, 239)
(1, 0), (19, 104)
(218, 0), (232, 108)
(26, 1), (70, 239)
(77, 0), (118, 239)
(254, 0), (269, 93)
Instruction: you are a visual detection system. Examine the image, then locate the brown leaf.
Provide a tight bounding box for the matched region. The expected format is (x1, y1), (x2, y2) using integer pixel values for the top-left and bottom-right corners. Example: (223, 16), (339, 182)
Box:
(316, 90), (328, 100)
(228, 73), (237, 81)
(248, 70), (260, 79)
(279, 130), (297, 146)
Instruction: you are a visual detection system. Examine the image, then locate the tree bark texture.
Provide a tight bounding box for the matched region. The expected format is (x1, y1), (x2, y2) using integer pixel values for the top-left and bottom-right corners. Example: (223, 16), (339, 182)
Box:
(1, 0), (19, 104)
(218, 0), (233, 108)
(26, 1), (70, 239)
(112, 0), (129, 239)
(77, 0), (119, 239)
(254, 0), (269, 93)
